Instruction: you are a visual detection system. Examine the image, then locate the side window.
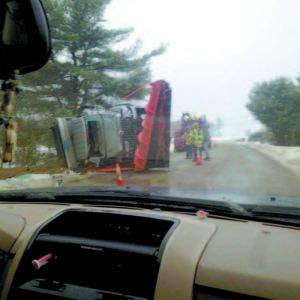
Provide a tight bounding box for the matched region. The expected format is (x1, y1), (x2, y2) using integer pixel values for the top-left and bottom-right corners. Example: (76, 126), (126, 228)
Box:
(87, 121), (102, 156)
(121, 106), (133, 118)
(110, 107), (121, 114)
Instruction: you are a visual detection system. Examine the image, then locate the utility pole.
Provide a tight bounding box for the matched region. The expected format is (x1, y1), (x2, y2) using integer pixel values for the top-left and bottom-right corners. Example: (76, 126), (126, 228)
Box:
(216, 117), (223, 137)
(245, 129), (251, 137)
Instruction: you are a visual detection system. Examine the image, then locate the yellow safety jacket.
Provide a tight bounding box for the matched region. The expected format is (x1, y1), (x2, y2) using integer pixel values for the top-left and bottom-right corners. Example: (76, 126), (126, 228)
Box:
(183, 131), (193, 145)
(190, 128), (204, 147)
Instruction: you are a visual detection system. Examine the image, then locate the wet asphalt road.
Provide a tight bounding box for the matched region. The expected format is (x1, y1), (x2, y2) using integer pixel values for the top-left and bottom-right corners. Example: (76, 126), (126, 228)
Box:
(169, 143), (300, 197)
(66, 142), (300, 199)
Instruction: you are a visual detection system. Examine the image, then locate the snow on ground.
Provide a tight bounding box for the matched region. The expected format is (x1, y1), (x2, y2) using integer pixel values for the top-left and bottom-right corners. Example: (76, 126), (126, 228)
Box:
(0, 171), (80, 191)
(246, 143), (300, 177)
(170, 138), (174, 152)
(0, 174), (53, 191)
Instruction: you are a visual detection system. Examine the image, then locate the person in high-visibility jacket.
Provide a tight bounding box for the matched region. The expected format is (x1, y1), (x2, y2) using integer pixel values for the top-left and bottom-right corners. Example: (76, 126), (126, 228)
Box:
(182, 129), (193, 159)
(190, 122), (204, 161)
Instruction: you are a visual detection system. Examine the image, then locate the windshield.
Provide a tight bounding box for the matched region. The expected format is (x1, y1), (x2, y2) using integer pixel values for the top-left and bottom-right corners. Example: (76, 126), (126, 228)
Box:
(1, 0), (300, 208)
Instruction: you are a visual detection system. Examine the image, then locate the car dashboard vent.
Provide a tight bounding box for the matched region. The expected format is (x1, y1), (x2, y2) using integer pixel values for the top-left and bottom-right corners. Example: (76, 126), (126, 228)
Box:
(8, 210), (179, 300)
(194, 285), (270, 300)
(0, 249), (10, 295)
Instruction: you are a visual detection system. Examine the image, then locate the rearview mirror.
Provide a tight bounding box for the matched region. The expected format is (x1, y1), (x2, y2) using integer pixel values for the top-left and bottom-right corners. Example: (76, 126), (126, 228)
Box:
(0, 0), (51, 79)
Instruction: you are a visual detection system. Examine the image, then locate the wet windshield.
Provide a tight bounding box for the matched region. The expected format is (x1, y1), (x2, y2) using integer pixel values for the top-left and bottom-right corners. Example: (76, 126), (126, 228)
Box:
(0, 0), (300, 207)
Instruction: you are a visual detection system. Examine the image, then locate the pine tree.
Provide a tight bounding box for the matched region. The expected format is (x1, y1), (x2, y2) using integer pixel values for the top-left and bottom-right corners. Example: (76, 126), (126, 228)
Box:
(20, 0), (167, 115)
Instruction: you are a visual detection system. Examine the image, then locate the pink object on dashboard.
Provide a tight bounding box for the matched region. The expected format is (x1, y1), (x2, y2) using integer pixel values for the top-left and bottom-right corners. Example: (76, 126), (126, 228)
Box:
(197, 210), (209, 219)
(32, 254), (52, 270)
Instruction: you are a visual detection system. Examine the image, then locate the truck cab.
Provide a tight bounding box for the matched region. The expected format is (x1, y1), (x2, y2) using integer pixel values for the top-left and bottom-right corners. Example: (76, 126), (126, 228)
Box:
(52, 110), (123, 169)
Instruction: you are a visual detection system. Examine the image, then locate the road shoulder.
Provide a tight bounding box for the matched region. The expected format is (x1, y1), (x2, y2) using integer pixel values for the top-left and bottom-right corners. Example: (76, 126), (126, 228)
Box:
(245, 143), (300, 177)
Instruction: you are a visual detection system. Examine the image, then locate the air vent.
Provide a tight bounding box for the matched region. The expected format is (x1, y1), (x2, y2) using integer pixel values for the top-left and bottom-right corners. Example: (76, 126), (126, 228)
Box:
(8, 210), (179, 300)
(0, 249), (10, 294)
(194, 285), (270, 300)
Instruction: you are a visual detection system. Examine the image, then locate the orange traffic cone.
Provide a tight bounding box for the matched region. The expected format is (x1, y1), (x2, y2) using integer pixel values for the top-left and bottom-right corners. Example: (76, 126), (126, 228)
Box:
(116, 163), (124, 186)
(196, 148), (203, 165)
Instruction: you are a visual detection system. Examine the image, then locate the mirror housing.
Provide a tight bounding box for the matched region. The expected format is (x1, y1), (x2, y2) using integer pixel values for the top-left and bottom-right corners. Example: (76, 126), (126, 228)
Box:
(0, 0), (51, 79)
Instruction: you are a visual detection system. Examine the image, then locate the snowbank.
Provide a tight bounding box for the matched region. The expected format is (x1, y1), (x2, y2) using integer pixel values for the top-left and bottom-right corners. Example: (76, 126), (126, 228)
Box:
(0, 174), (53, 191)
(0, 170), (81, 191)
(247, 143), (300, 165)
(246, 143), (300, 176)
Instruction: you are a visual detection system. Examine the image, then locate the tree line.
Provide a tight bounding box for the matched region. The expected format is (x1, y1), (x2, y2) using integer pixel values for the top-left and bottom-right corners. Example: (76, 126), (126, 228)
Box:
(247, 77), (300, 146)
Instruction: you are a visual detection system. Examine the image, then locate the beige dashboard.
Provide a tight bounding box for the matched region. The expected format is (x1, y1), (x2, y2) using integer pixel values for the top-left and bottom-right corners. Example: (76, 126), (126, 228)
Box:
(0, 202), (300, 300)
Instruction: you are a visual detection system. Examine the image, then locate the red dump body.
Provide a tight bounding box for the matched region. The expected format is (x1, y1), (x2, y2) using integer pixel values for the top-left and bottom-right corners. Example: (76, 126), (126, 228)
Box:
(134, 80), (171, 170)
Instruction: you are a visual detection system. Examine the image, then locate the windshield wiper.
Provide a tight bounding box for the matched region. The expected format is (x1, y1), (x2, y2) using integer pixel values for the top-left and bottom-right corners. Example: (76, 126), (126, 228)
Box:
(251, 206), (300, 219)
(0, 187), (252, 219)
(233, 205), (300, 227)
(0, 188), (151, 201)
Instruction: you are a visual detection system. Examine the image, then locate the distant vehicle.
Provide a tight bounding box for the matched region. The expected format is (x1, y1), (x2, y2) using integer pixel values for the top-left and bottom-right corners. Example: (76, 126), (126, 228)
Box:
(236, 138), (246, 142)
(174, 131), (185, 152)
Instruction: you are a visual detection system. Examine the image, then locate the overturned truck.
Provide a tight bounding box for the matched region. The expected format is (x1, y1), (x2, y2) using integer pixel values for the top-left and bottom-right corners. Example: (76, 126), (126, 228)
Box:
(51, 80), (171, 171)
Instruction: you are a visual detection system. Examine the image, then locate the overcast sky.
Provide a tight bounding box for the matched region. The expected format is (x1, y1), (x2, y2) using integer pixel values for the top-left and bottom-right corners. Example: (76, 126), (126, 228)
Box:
(105, 0), (300, 137)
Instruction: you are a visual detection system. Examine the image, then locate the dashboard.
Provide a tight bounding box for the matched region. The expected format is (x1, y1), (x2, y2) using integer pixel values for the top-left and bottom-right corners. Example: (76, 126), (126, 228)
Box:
(0, 202), (300, 300)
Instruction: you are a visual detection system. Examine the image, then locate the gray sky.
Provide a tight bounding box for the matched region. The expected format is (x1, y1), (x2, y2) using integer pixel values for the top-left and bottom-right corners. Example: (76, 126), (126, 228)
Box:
(105, 0), (300, 137)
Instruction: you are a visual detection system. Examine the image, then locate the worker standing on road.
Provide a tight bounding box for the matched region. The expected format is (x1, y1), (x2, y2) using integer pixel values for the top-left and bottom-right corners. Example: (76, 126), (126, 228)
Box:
(190, 122), (204, 161)
(182, 128), (193, 159)
(200, 119), (211, 161)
